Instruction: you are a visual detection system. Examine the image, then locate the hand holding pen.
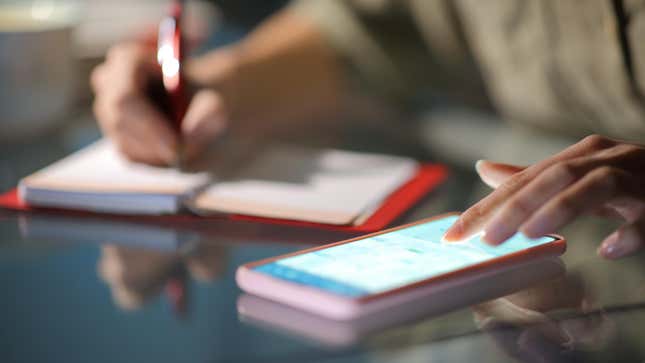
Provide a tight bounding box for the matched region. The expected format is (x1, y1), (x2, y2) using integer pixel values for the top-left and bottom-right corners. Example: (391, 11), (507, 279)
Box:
(91, 0), (230, 166)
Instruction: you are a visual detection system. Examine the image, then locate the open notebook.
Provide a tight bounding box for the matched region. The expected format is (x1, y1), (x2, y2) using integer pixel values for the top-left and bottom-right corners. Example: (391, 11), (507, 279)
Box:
(18, 140), (419, 226)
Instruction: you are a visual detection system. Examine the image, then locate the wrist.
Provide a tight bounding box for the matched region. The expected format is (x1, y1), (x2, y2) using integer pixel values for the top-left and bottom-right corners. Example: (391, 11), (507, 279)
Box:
(186, 46), (241, 86)
(184, 45), (242, 116)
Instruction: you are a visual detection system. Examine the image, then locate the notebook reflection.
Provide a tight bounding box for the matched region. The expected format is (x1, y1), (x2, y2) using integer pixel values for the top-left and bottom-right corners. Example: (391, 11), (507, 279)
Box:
(18, 213), (200, 252)
(18, 213), (230, 316)
(17, 212), (355, 248)
(237, 257), (566, 347)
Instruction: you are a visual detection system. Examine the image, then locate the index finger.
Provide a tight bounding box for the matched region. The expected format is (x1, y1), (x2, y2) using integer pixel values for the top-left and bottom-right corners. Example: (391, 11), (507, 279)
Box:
(443, 135), (615, 242)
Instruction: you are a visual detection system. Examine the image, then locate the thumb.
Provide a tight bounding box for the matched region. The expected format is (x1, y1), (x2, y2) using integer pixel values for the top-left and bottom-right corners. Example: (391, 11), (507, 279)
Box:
(475, 160), (526, 189)
(597, 218), (645, 259)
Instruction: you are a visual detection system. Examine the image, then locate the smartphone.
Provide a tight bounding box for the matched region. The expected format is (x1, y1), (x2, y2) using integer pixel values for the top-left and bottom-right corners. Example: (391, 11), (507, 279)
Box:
(237, 258), (565, 346)
(236, 213), (566, 320)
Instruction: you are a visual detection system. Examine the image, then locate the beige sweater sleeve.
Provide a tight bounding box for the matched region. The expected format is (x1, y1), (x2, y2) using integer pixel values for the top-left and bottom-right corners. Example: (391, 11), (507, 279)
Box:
(288, 0), (436, 105)
(454, 0), (645, 141)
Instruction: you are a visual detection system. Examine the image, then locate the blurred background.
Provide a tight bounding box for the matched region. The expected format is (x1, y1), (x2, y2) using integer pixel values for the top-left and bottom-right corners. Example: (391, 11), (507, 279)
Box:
(0, 0), (579, 195)
(0, 0), (290, 130)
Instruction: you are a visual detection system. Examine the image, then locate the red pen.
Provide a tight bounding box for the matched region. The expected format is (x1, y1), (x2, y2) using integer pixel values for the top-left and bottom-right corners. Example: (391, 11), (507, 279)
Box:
(165, 272), (188, 318)
(157, 0), (188, 133)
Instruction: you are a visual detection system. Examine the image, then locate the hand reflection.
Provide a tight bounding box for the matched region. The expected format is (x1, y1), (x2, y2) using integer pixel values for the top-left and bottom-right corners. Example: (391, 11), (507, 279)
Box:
(472, 273), (615, 361)
(97, 241), (228, 314)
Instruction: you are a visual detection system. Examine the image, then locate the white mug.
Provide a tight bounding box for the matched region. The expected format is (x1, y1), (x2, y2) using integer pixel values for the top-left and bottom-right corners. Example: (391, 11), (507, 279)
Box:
(0, 2), (78, 141)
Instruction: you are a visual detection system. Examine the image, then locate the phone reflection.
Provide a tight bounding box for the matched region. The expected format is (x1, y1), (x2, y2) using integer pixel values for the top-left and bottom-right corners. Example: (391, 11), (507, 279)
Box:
(237, 257), (566, 347)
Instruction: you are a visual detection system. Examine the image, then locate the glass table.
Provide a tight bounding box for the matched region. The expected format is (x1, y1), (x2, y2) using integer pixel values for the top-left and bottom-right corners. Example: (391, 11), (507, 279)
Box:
(2, 112), (645, 363)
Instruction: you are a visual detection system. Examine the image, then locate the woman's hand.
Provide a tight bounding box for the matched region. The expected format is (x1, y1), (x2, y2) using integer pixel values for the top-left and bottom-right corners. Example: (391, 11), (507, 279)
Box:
(91, 42), (231, 165)
(443, 135), (645, 259)
(91, 10), (345, 167)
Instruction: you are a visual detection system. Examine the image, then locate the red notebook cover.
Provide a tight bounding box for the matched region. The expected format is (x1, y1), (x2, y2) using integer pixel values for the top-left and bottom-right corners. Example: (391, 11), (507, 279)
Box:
(0, 164), (447, 233)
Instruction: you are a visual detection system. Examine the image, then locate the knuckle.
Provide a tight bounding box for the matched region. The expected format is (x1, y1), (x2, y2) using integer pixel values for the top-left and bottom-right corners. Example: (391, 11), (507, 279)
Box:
(555, 195), (580, 215)
(465, 203), (487, 220)
(90, 65), (105, 91)
(552, 162), (578, 181)
(112, 92), (136, 111)
(591, 166), (620, 192)
(506, 198), (533, 216)
(499, 174), (527, 192)
(580, 134), (613, 151)
(594, 165), (616, 179)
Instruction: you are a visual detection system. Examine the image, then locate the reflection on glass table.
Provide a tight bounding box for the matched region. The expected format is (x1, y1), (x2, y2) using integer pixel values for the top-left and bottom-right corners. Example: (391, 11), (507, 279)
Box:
(18, 213), (201, 253)
(98, 242), (228, 315)
(346, 269), (628, 363)
(4, 211), (645, 362)
(471, 272), (617, 363)
(14, 211), (344, 318)
(16, 211), (355, 248)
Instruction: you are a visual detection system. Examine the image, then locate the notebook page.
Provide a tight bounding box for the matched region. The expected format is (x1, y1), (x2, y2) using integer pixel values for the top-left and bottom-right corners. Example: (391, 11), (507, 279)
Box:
(192, 147), (418, 225)
(21, 139), (210, 195)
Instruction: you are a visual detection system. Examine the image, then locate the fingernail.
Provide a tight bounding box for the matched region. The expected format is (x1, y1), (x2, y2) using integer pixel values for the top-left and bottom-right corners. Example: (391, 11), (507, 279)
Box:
(598, 231), (641, 260)
(443, 222), (463, 242)
(598, 232), (622, 259)
(521, 215), (549, 238)
(475, 160), (485, 175)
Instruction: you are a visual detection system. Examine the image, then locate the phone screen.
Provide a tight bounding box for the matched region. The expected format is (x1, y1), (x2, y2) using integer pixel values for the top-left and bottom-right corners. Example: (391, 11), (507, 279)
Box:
(254, 215), (557, 298)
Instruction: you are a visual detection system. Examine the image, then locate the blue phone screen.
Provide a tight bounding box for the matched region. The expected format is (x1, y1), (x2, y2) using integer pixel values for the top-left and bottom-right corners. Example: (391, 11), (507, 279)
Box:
(254, 215), (556, 297)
